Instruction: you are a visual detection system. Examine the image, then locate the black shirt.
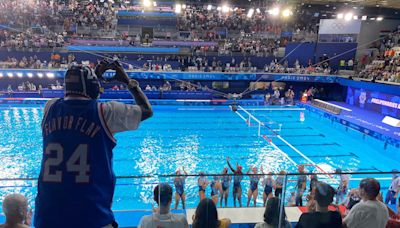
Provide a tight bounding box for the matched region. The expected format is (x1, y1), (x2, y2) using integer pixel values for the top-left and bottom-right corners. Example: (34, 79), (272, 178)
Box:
(295, 211), (342, 228)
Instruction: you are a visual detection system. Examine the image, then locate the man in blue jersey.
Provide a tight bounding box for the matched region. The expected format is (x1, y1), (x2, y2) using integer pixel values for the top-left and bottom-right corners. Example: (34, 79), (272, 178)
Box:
(34, 60), (153, 228)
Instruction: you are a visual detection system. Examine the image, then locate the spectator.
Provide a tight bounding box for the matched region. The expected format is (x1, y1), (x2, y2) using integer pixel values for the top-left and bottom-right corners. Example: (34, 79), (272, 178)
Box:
(192, 198), (231, 228)
(343, 188), (362, 211)
(296, 181), (342, 228)
(343, 178), (389, 228)
(255, 197), (291, 228)
(139, 183), (189, 228)
(1, 193), (31, 228)
(348, 59), (354, 70)
(385, 169), (400, 205)
(35, 62), (153, 227)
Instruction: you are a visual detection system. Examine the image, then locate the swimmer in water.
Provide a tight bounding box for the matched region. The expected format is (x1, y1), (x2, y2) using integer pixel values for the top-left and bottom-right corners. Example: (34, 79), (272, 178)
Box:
(220, 167), (232, 207)
(261, 167), (274, 206)
(227, 157), (243, 207)
(210, 175), (222, 206)
(246, 166), (260, 207)
(198, 172), (209, 201)
(174, 167), (188, 209)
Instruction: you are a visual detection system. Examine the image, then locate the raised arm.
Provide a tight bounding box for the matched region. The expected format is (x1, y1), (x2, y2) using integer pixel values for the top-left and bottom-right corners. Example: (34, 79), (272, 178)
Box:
(226, 157), (236, 173)
(110, 61), (153, 121)
(182, 166), (188, 175)
(246, 166), (251, 174)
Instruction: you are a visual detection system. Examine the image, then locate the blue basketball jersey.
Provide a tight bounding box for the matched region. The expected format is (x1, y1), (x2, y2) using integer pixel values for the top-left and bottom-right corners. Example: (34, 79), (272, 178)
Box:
(35, 99), (117, 228)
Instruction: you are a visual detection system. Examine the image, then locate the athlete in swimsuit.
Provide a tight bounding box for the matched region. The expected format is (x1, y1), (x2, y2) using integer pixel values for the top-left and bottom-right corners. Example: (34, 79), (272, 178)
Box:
(275, 170), (286, 197)
(174, 167), (187, 209)
(210, 176), (222, 205)
(198, 172), (208, 201)
(261, 167), (275, 206)
(227, 157), (243, 207)
(246, 166), (260, 207)
(220, 167), (231, 207)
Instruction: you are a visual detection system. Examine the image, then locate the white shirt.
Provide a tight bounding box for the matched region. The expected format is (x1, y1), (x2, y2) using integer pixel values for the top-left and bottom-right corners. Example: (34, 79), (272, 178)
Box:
(44, 98), (142, 134)
(343, 200), (389, 228)
(389, 177), (400, 192)
(138, 213), (189, 228)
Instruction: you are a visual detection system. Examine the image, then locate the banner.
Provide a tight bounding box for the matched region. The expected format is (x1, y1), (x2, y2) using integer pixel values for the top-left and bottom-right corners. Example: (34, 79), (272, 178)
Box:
(0, 69), (339, 82)
(346, 86), (400, 118)
(257, 74), (338, 83)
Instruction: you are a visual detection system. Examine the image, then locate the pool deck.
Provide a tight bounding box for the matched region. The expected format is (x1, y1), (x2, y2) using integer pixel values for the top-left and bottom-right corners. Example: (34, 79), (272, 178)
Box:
(301, 101), (400, 148)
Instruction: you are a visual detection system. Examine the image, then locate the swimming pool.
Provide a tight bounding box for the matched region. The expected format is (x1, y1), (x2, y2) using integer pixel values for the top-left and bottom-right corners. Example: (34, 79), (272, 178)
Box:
(0, 104), (398, 211)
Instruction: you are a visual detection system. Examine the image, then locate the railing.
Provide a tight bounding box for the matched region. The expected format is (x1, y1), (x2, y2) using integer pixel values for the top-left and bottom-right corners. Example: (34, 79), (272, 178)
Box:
(0, 171), (398, 227)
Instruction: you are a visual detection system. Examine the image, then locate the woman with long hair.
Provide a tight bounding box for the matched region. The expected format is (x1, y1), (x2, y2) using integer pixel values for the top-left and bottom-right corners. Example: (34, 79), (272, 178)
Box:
(174, 167), (187, 209)
(246, 166), (260, 207)
(255, 197), (291, 228)
(198, 172), (209, 201)
(220, 167), (231, 207)
(210, 176), (222, 206)
(261, 167), (274, 207)
(227, 157), (244, 207)
(192, 198), (231, 228)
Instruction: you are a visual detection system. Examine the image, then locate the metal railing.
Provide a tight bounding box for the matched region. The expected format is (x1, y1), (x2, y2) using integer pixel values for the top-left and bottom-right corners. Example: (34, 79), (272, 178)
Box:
(0, 171), (397, 227)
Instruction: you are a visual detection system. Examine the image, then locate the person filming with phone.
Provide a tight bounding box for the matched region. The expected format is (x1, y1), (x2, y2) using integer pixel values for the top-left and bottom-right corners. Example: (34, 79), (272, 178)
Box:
(34, 60), (153, 228)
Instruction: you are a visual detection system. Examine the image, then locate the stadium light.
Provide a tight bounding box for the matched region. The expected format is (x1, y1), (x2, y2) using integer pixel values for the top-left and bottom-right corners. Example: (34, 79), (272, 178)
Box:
(37, 73), (43, 78)
(337, 13), (344, 19)
(282, 9), (292, 17)
(27, 73), (33, 78)
(353, 15), (358, 20)
(256, 8), (260, 13)
(217, 6), (221, 11)
(142, 0), (152, 8)
(269, 7), (280, 16)
(175, 4), (182, 13)
(377, 16), (383, 21)
(361, 15), (367, 20)
(46, 73), (55, 78)
(0, 72), (3, 78)
(17, 73), (23, 78)
(344, 12), (353, 21)
(182, 4), (186, 9)
(247, 8), (254, 18)
(370, 17), (376, 20)
(153, 1), (157, 7)
(7, 73), (13, 78)
(222, 4), (229, 13)
(207, 4), (212, 10)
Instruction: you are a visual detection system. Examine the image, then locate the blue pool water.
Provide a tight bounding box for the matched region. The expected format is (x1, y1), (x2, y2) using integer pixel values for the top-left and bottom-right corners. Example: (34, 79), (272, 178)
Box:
(0, 104), (399, 211)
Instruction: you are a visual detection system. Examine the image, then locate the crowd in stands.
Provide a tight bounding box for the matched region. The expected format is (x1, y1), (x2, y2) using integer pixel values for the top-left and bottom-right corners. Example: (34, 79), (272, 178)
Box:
(355, 33), (400, 83)
(0, 54), (335, 75)
(0, 54), (75, 69)
(177, 4), (316, 35)
(265, 59), (333, 75)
